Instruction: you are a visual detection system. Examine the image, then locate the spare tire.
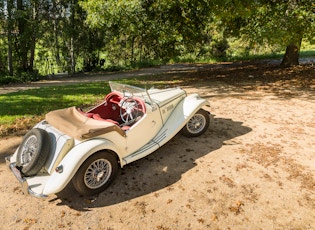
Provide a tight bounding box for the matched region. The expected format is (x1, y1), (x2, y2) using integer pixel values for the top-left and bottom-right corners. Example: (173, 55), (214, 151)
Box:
(16, 128), (51, 176)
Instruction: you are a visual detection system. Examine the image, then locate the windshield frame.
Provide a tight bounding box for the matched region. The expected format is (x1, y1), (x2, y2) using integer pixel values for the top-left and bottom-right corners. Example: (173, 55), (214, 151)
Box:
(109, 81), (153, 105)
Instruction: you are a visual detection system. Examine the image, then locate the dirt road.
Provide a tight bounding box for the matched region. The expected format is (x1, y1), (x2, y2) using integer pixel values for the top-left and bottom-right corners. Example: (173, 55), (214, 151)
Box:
(0, 64), (202, 95)
(0, 61), (314, 229)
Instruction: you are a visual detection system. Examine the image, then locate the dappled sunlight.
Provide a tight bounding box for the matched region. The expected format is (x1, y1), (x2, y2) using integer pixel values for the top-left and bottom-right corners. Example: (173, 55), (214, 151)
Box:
(0, 61), (314, 137)
(0, 61), (314, 230)
(180, 62), (315, 100)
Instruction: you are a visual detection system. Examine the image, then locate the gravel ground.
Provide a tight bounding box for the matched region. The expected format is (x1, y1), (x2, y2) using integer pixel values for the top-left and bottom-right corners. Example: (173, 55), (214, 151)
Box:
(0, 61), (314, 229)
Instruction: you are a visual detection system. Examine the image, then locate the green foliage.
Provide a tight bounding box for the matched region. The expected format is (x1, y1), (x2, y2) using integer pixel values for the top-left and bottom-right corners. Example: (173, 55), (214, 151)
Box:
(210, 38), (230, 61)
(14, 69), (42, 82)
(81, 0), (213, 63)
(0, 75), (21, 85)
(221, 0), (315, 48)
(0, 70), (42, 85)
(0, 0), (314, 83)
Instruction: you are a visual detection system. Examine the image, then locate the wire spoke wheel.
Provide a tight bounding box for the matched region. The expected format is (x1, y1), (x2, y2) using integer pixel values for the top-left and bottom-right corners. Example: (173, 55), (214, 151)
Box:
(84, 158), (112, 189)
(16, 128), (51, 176)
(186, 114), (207, 134)
(72, 151), (119, 196)
(20, 135), (38, 166)
(181, 109), (210, 137)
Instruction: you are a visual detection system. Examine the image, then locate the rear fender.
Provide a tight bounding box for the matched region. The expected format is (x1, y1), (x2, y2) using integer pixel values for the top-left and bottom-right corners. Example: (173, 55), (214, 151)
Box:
(42, 138), (120, 195)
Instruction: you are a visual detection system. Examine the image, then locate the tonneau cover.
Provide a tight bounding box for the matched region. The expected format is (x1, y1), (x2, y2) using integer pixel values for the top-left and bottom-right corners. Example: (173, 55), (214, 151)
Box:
(45, 106), (126, 140)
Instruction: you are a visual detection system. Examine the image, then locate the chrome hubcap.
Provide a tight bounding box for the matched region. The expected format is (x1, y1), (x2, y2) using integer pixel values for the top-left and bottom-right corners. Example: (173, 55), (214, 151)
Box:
(84, 159), (112, 189)
(187, 114), (206, 134)
(20, 135), (38, 166)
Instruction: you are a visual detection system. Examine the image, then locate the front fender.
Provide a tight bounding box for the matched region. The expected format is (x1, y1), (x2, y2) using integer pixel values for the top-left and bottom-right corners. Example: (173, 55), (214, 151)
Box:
(42, 138), (120, 195)
(153, 93), (210, 147)
(183, 93), (210, 118)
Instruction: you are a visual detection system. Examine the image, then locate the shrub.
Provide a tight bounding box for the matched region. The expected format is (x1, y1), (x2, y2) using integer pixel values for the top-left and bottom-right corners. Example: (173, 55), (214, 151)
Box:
(15, 69), (42, 82)
(0, 70), (42, 85)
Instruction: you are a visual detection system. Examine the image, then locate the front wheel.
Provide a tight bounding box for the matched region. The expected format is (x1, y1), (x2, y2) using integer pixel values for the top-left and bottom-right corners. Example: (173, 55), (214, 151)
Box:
(72, 151), (119, 196)
(180, 109), (210, 137)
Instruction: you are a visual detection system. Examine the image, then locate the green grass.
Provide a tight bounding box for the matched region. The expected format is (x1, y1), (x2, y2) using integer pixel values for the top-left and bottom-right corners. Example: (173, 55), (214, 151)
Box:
(0, 83), (111, 124)
(227, 49), (315, 62)
(300, 49), (315, 57)
(0, 83), (112, 136)
(0, 83), (109, 120)
(0, 78), (179, 136)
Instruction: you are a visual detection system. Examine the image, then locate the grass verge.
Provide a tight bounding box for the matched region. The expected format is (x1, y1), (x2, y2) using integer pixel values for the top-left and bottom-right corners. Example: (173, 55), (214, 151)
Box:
(0, 82), (110, 137)
(0, 77), (182, 137)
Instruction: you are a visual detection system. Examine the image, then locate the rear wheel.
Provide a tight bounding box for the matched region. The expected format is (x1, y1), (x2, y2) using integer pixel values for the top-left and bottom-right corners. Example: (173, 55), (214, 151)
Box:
(181, 109), (210, 137)
(72, 151), (119, 196)
(16, 128), (51, 176)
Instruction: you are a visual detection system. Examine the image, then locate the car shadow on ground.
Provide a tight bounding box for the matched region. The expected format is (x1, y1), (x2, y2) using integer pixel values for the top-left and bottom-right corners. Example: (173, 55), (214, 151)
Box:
(54, 115), (252, 210)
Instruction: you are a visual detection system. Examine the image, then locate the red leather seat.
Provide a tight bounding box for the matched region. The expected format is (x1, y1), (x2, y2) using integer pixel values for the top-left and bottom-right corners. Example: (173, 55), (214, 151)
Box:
(93, 114), (120, 125)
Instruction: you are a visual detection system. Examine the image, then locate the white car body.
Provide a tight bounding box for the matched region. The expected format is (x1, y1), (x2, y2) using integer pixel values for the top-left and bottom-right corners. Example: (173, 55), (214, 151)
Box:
(7, 81), (210, 197)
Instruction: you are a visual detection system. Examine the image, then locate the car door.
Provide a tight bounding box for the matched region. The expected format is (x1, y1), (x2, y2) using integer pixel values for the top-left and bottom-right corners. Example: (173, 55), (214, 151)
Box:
(123, 104), (163, 156)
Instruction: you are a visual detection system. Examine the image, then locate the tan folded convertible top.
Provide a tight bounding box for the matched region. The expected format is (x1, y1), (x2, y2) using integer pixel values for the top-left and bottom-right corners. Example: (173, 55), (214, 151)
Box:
(45, 106), (126, 140)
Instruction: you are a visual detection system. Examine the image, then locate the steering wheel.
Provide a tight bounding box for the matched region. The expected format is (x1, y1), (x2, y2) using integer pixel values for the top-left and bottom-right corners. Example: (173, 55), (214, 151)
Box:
(120, 97), (141, 125)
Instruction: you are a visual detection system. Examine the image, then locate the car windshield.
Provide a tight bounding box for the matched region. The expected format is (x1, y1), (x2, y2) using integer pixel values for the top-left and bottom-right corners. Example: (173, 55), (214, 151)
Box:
(109, 81), (153, 104)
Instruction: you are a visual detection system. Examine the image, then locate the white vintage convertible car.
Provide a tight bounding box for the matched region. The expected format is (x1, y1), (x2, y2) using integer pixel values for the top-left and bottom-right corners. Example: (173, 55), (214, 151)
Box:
(6, 81), (210, 197)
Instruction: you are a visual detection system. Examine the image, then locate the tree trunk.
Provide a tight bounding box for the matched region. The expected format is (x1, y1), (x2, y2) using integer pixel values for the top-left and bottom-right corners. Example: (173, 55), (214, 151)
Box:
(280, 39), (302, 67)
(69, 0), (76, 74)
(29, 37), (36, 71)
(131, 36), (135, 64)
(7, 0), (14, 75)
(52, 0), (61, 69)
(17, 0), (29, 71)
(29, 1), (39, 72)
(53, 19), (61, 66)
(70, 37), (75, 74)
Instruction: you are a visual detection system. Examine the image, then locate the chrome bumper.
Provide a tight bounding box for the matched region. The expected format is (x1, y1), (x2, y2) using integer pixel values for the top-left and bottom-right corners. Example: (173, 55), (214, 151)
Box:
(5, 156), (47, 198)
(5, 157), (29, 194)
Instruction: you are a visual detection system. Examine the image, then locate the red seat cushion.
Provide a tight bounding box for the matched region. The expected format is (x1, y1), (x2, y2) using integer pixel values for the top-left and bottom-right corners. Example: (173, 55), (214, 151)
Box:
(121, 126), (130, 131)
(93, 114), (119, 125)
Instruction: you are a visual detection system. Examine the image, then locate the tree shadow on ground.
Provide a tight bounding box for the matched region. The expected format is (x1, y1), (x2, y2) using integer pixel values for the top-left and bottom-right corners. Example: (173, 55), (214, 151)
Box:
(138, 61), (315, 101)
(53, 115), (251, 210)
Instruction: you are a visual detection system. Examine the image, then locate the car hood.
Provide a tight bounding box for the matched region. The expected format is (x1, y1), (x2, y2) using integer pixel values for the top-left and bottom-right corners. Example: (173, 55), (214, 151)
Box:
(147, 87), (186, 107)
